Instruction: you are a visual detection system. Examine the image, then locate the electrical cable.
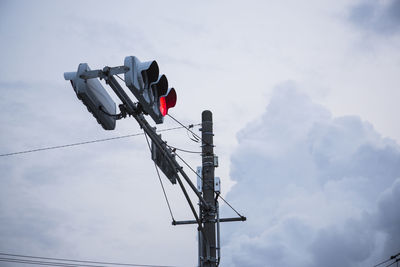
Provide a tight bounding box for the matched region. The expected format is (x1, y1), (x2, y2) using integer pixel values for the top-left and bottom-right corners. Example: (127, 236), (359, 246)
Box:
(143, 131), (176, 222)
(384, 259), (400, 267)
(167, 114), (211, 146)
(99, 105), (127, 120)
(0, 133), (141, 157)
(375, 253), (400, 267)
(165, 114), (247, 217)
(0, 125), (193, 157)
(0, 257), (81, 267)
(115, 74), (125, 83)
(166, 144), (202, 154)
(186, 128), (200, 143)
(376, 258), (396, 267)
(0, 252), (175, 267)
(173, 151), (244, 218)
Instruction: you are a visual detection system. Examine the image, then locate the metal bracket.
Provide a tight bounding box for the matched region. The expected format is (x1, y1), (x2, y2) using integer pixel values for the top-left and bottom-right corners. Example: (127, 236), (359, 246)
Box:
(79, 65), (129, 80)
(172, 216), (247, 225)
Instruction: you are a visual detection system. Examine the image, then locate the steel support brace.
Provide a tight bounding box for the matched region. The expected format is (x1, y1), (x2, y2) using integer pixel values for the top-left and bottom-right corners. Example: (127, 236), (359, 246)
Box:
(173, 216), (247, 225)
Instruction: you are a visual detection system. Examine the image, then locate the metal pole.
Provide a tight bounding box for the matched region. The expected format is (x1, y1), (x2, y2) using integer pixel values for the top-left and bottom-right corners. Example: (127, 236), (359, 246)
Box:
(201, 110), (216, 267)
(198, 195), (203, 267)
(216, 201), (220, 266)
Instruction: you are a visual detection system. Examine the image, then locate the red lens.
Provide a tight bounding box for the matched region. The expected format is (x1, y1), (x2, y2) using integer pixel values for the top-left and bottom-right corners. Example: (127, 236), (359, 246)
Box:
(159, 96), (167, 116)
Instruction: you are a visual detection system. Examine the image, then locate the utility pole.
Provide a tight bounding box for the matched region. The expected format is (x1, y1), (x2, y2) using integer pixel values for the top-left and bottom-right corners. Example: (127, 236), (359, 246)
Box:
(201, 110), (216, 267)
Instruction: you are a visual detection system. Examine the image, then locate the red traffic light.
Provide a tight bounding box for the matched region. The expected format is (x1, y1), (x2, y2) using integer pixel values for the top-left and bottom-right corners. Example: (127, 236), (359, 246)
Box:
(159, 88), (177, 116)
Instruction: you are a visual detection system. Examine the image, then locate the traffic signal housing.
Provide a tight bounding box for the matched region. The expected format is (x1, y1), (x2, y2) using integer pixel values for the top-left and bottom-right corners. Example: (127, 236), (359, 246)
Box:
(64, 63), (116, 130)
(151, 134), (178, 184)
(124, 56), (176, 124)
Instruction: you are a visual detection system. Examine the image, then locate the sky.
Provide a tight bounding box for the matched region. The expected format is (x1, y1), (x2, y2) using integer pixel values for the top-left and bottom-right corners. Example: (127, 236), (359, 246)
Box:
(0, 0), (399, 266)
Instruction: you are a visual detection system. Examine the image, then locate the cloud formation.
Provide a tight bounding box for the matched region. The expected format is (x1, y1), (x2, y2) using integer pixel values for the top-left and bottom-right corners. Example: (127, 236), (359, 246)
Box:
(222, 83), (400, 267)
(350, 0), (400, 34)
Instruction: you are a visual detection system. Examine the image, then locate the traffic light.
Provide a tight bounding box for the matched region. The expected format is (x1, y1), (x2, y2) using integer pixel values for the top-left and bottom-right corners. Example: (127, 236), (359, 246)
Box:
(148, 75), (177, 123)
(64, 63), (116, 130)
(124, 56), (176, 124)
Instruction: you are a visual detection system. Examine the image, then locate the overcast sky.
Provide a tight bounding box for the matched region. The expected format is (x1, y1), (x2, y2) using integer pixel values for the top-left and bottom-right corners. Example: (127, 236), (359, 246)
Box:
(0, 0), (399, 266)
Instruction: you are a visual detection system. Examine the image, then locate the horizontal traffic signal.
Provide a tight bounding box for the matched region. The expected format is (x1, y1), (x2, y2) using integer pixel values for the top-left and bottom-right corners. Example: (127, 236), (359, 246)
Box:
(64, 63), (116, 130)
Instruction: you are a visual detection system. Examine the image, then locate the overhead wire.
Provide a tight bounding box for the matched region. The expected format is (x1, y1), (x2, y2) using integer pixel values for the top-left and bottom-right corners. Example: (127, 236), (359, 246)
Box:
(0, 257), (80, 267)
(173, 150), (244, 218)
(376, 258), (396, 267)
(143, 131), (176, 222)
(167, 114), (211, 146)
(0, 252), (175, 267)
(375, 252), (400, 267)
(166, 114), (245, 218)
(186, 128), (200, 143)
(166, 144), (202, 154)
(384, 259), (400, 267)
(0, 125), (197, 157)
(115, 74), (125, 83)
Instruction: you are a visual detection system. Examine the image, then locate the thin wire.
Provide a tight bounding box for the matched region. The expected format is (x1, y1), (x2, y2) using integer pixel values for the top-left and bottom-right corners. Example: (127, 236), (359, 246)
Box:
(99, 106), (123, 119)
(0, 253), (175, 267)
(0, 258), (80, 267)
(115, 74), (125, 83)
(384, 259), (400, 267)
(143, 131), (175, 222)
(158, 125), (192, 133)
(0, 257), (103, 267)
(167, 115), (243, 218)
(186, 128), (200, 143)
(217, 194), (244, 218)
(0, 133), (142, 157)
(0, 125), (190, 157)
(166, 144), (202, 154)
(376, 258), (396, 267)
(173, 151), (244, 218)
(167, 114), (210, 146)
(173, 152), (208, 186)
(375, 253), (400, 267)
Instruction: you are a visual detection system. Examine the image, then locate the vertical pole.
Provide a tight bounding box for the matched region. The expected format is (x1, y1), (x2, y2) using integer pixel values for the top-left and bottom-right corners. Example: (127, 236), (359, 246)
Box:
(198, 202), (203, 267)
(201, 110), (216, 267)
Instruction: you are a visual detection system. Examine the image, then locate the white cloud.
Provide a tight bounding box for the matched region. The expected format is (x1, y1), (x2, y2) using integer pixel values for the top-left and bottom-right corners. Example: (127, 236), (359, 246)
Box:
(222, 84), (400, 266)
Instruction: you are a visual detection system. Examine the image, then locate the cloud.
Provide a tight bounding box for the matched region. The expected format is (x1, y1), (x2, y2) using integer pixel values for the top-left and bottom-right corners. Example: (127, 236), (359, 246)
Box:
(221, 83), (400, 267)
(375, 178), (400, 258)
(349, 0), (400, 34)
